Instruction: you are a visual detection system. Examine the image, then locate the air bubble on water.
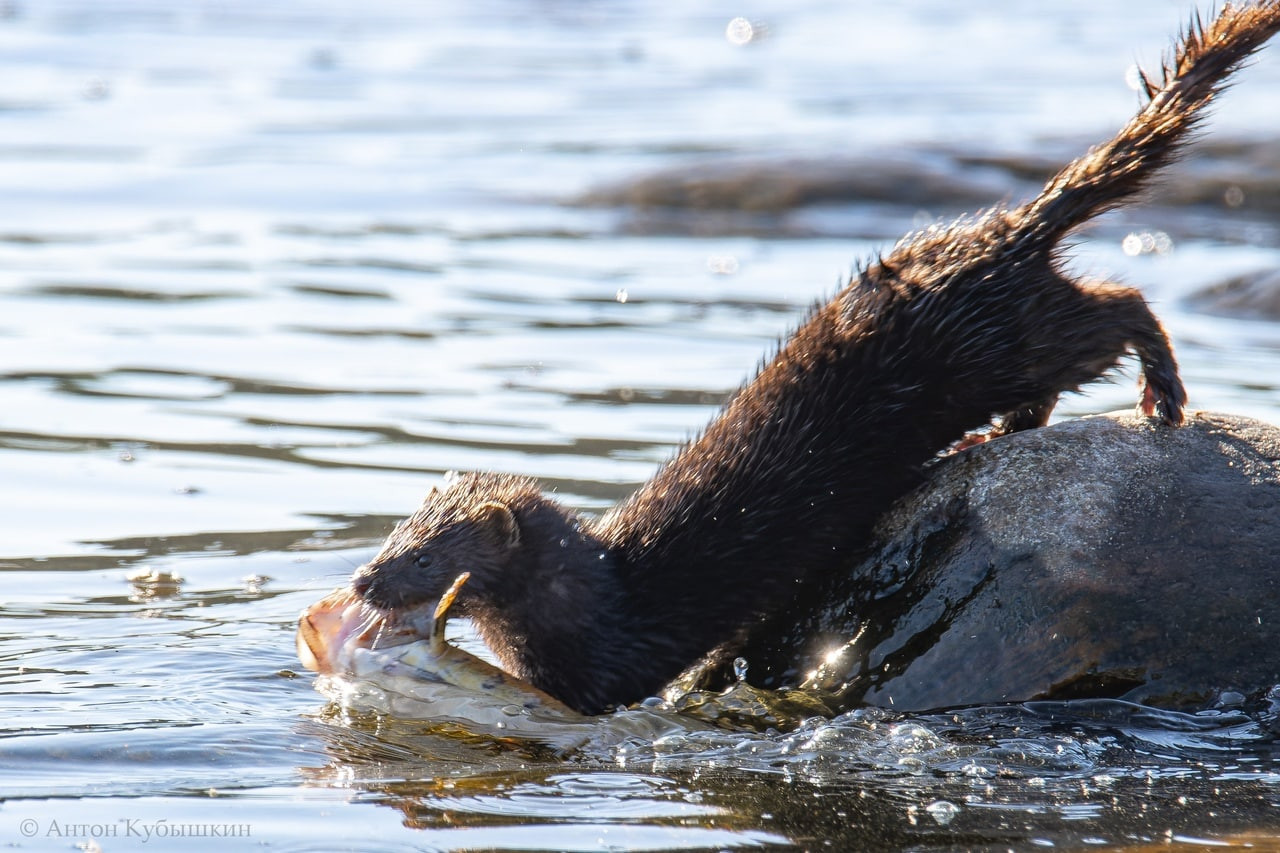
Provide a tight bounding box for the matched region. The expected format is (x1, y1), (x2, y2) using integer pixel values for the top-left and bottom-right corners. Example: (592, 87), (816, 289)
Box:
(127, 568), (184, 601)
(242, 574), (269, 594)
(733, 657), (749, 682)
(615, 288), (628, 303)
(1224, 185), (1246, 207)
(925, 800), (960, 826)
(1216, 691), (1245, 708)
(888, 722), (943, 754)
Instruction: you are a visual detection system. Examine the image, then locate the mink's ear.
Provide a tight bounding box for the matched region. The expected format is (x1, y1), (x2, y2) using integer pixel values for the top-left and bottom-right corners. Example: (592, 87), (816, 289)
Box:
(475, 501), (520, 549)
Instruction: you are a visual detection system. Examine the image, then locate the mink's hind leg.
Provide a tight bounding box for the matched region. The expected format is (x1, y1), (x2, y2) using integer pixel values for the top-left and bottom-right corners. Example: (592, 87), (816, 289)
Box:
(953, 399), (1055, 453)
(1135, 324), (1186, 426)
(1078, 280), (1187, 426)
(994, 398), (1057, 436)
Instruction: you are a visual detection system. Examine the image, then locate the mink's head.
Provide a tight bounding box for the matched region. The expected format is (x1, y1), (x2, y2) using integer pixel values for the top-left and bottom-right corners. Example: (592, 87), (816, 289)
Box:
(351, 471), (579, 616)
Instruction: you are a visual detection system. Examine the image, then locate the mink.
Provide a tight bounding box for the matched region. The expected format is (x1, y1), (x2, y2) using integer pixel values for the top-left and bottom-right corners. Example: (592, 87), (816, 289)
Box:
(352, 2), (1280, 714)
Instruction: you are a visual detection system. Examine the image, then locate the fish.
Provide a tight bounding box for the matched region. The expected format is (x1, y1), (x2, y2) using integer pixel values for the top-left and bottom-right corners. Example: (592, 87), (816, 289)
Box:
(297, 572), (581, 721)
(298, 575), (826, 740)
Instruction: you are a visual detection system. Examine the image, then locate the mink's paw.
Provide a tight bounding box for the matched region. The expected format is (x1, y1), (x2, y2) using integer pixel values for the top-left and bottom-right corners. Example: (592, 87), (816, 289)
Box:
(1140, 370), (1187, 426)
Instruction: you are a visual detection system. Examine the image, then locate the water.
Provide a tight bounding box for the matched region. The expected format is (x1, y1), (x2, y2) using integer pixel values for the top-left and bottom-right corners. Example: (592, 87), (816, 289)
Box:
(2, 0), (1280, 849)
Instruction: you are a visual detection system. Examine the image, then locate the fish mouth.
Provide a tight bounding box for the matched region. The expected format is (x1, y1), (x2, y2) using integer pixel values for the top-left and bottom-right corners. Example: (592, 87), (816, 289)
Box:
(296, 586), (433, 675)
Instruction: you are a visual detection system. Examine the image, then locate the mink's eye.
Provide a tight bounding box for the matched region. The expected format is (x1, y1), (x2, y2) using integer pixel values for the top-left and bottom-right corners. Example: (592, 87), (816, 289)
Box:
(415, 553), (434, 570)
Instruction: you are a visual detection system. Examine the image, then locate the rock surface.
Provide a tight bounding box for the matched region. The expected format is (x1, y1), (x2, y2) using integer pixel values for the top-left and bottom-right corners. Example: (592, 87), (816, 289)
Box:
(1186, 267), (1280, 320)
(711, 411), (1280, 711)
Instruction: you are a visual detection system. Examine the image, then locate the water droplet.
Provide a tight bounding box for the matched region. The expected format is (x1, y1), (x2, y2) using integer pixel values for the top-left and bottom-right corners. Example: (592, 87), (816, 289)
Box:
(83, 77), (111, 100)
(1122, 230), (1173, 256)
(1124, 63), (1146, 91)
(615, 288), (628, 303)
(706, 254), (739, 275)
(925, 800), (960, 826)
(309, 46), (340, 70)
(725, 17), (755, 46)
(733, 657), (749, 682)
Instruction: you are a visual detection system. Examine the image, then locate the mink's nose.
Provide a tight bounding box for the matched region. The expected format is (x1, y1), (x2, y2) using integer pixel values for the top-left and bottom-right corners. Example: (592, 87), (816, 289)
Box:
(349, 568), (372, 597)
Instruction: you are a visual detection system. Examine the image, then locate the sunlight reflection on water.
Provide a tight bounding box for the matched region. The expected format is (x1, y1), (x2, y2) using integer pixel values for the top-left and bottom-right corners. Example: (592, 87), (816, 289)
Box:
(1, 0), (1279, 849)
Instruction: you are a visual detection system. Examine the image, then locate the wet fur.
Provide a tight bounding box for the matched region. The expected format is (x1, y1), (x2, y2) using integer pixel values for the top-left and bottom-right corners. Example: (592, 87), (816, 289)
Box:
(353, 3), (1280, 713)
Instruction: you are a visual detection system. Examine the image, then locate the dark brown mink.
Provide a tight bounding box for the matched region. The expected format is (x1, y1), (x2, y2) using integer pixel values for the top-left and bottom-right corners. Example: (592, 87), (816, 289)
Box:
(352, 3), (1280, 714)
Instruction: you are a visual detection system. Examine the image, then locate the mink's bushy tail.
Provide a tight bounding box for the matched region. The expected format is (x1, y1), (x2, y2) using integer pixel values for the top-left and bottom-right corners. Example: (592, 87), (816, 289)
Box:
(1016, 1), (1280, 250)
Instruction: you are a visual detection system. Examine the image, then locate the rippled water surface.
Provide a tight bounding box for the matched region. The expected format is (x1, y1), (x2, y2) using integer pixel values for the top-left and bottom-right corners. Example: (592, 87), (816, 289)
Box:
(3, 1), (1280, 850)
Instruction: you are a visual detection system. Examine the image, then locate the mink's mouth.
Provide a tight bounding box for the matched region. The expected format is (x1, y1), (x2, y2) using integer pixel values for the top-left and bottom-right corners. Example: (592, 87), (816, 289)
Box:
(352, 568), (451, 614)
(365, 589), (451, 616)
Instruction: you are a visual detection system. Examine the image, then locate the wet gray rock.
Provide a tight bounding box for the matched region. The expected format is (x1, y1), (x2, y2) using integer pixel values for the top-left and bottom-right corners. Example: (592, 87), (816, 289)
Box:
(571, 138), (1280, 240)
(571, 154), (1033, 238)
(575, 155), (1020, 212)
(713, 411), (1280, 711)
(1186, 266), (1280, 319)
